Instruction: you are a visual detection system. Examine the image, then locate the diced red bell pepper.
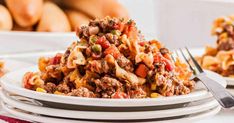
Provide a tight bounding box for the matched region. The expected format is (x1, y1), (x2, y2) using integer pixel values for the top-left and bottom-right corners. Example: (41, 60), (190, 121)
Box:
(96, 36), (111, 49)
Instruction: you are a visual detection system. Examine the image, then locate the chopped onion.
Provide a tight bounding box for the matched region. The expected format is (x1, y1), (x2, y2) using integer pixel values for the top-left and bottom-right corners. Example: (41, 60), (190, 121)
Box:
(115, 62), (145, 85)
(135, 52), (154, 67)
(67, 46), (86, 68)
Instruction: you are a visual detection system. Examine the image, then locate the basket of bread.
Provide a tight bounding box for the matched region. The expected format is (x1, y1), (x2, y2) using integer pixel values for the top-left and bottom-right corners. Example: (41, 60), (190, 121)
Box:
(0, 0), (129, 32)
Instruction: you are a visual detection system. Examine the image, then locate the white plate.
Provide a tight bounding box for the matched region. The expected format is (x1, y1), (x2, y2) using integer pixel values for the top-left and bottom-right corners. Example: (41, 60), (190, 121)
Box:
(189, 47), (234, 86)
(0, 90), (219, 120)
(0, 66), (226, 107)
(1, 101), (221, 123)
(225, 77), (234, 86)
(227, 88), (234, 95)
(0, 59), (33, 77)
(1, 59), (33, 73)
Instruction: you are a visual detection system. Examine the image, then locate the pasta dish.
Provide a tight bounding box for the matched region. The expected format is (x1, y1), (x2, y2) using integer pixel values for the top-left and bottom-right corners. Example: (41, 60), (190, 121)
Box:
(197, 16), (234, 77)
(23, 17), (195, 98)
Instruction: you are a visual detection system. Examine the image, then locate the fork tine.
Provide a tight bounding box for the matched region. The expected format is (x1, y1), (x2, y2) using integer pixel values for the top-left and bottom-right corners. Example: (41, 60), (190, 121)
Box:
(171, 50), (178, 63)
(185, 47), (204, 73)
(171, 54), (176, 63)
(179, 48), (196, 74)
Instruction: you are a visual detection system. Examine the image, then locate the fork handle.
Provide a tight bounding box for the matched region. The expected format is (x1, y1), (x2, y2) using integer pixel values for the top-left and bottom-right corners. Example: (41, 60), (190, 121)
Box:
(197, 75), (234, 108)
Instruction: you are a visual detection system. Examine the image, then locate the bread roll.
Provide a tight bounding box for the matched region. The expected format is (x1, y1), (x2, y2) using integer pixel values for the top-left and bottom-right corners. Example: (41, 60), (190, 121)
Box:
(12, 23), (33, 31)
(36, 1), (71, 32)
(0, 0), (5, 5)
(54, 0), (129, 19)
(0, 5), (13, 31)
(5, 0), (43, 27)
(65, 10), (90, 31)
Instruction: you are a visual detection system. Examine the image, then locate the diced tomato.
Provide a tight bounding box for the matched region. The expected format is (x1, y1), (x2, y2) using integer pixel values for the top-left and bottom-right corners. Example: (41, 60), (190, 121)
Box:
(135, 64), (149, 78)
(154, 53), (174, 71)
(96, 36), (110, 49)
(49, 53), (62, 65)
(104, 46), (121, 59)
(163, 59), (174, 71)
(111, 92), (129, 99)
(138, 41), (146, 46)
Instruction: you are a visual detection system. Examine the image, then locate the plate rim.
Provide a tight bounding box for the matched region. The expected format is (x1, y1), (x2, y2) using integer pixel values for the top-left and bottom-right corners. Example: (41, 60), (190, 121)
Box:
(1, 101), (221, 123)
(0, 90), (219, 120)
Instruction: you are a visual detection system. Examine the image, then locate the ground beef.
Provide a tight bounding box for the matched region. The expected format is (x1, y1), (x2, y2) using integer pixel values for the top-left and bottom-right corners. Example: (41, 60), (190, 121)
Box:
(43, 82), (56, 93)
(224, 24), (234, 35)
(105, 33), (120, 46)
(67, 87), (96, 98)
(160, 48), (169, 55)
(217, 39), (234, 51)
(128, 86), (147, 98)
(146, 70), (156, 83)
(87, 60), (110, 74)
(174, 85), (191, 95)
(117, 56), (134, 72)
(56, 84), (70, 94)
(45, 65), (63, 81)
(99, 19), (118, 32)
(77, 26), (89, 38)
(118, 44), (130, 57)
(94, 76), (123, 98)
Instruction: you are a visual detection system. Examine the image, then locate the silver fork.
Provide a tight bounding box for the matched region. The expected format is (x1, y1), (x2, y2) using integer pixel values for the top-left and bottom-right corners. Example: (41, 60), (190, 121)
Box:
(175, 47), (234, 108)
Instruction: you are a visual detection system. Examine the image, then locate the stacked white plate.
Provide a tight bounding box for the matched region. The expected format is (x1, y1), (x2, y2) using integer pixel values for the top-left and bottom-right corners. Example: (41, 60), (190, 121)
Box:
(226, 78), (234, 95)
(0, 65), (226, 123)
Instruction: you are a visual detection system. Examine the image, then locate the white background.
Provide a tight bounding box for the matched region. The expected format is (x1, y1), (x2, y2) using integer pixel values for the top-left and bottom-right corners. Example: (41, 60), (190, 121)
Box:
(120, 0), (234, 49)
